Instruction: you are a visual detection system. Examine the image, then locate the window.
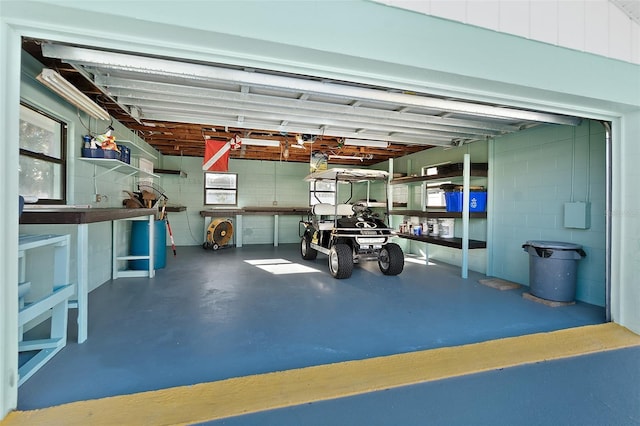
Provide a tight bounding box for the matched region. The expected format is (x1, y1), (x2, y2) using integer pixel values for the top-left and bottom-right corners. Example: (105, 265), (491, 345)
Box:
(204, 172), (237, 205)
(19, 103), (67, 204)
(309, 180), (335, 205)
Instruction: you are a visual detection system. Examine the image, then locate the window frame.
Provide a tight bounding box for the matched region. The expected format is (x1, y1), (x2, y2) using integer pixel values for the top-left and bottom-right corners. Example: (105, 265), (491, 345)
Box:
(19, 102), (67, 205)
(204, 172), (238, 206)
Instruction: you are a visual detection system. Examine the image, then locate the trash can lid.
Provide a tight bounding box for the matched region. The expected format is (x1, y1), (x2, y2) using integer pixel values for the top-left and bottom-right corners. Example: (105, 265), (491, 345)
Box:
(524, 240), (583, 250)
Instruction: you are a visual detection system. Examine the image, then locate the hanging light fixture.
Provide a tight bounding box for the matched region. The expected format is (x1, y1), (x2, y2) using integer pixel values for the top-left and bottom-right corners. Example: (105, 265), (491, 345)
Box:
(329, 154), (373, 162)
(239, 138), (281, 147)
(343, 139), (388, 148)
(36, 68), (110, 121)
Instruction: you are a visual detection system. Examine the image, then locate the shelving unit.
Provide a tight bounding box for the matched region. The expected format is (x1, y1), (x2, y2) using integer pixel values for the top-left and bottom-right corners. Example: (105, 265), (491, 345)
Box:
(18, 234), (74, 385)
(112, 214), (156, 279)
(389, 155), (488, 278)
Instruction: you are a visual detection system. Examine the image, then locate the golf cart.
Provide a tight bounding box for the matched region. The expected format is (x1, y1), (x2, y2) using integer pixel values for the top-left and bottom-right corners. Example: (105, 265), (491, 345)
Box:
(299, 168), (404, 279)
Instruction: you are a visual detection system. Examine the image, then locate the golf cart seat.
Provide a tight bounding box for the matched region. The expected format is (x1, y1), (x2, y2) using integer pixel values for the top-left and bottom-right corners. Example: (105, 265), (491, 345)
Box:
(312, 203), (353, 230)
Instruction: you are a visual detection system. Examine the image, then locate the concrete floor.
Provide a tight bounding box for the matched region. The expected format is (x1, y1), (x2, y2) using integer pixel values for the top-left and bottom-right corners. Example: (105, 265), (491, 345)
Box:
(18, 244), (609, 416)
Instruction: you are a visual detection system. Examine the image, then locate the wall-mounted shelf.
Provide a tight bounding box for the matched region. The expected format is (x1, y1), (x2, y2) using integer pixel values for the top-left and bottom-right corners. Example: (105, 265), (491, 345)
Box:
(164, 205), (187, 212)
(79, 158), (159, 179)
(155, 168), (188, 178)
(116, 140), (158, 160)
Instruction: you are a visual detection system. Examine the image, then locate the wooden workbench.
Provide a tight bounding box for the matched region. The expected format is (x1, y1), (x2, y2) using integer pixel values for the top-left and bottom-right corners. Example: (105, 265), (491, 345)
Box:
(200, 207), (311, 247)
(20, 207), (157, 343)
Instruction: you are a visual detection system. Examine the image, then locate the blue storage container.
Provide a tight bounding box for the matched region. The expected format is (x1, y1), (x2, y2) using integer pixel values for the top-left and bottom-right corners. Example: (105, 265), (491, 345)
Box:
(445, 191), (487, 212)
(130, 219), (167, 270)
(81, 147), (104, 158)
(117, 145), (131, 164)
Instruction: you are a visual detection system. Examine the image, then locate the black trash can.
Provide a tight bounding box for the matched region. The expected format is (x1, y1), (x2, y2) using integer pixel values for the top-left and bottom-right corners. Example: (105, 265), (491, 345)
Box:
(522, 241), (586, 302)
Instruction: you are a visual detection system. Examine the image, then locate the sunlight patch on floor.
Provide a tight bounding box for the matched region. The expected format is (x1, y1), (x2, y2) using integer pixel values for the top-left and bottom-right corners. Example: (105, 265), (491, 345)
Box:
(404, 256), (436, 266)
(244, 258), (320, 274)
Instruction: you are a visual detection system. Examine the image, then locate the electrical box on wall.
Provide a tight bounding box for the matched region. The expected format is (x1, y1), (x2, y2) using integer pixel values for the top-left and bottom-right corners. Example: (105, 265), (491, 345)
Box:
(564, 202), (591, 229)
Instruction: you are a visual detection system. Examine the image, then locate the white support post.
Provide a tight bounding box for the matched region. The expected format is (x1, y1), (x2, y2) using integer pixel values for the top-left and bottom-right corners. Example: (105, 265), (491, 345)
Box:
(148, 214), (155, 278)
(462, 154), (470, 279)
(52, 236), (70, 288)
(77, 224), (89, 343)
(387, 158), (394, 213)
(274, 215), (279, 247)
(112, 220), (118, 280)
(236, 214), (243, 247)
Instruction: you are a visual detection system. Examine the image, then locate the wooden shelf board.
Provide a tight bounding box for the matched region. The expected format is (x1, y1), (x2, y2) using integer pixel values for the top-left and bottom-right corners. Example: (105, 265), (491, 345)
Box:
(397, 233), (486, 249)
(155, 168), (187, 178)
(390, 163), (488, 185)
(390, 210), (487, 219)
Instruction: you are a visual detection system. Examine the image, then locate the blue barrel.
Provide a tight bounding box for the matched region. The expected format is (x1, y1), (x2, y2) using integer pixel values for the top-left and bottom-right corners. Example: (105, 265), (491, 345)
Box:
(130, 219), (167, 270)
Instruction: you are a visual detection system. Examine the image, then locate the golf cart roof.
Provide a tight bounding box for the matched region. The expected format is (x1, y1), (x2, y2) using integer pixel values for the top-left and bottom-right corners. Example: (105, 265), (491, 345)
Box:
(304, 168), (389, 183)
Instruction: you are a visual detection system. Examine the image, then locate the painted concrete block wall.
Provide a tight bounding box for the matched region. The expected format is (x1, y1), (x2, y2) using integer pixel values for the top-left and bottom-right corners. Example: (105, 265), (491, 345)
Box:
(490, 121), (606, 306)
(159, 156), (313, 246)
(376, 0), (640, 65)
(155, 156), (209, 247)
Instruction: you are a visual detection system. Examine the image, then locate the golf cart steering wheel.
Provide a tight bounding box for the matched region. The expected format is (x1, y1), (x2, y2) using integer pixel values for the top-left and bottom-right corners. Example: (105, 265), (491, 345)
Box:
(352, 202), (373, 218)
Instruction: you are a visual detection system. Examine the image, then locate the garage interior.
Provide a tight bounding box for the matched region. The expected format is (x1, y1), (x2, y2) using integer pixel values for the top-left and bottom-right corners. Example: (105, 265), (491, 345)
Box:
(4, 1), (640, 424)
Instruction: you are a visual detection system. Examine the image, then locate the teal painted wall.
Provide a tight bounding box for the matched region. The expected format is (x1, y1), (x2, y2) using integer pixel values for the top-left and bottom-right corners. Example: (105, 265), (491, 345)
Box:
(491, 121), (606, 306)
(159, 156), (312, 246)
(378, 121), (607, 306)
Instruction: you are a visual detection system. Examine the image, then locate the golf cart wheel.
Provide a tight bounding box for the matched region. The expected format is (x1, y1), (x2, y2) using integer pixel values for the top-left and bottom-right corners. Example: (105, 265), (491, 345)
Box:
(212, 243), (220, 250)
(378, 243), (404, 276)
(301, 234), (317, 260)
(202, 242), (210, 250)
(329, 243), (353, 279)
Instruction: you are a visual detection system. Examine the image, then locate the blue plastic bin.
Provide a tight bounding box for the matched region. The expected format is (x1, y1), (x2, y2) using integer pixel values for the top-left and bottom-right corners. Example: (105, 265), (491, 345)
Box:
(445, 191), (487, 212)
(129, 219), (167, 270)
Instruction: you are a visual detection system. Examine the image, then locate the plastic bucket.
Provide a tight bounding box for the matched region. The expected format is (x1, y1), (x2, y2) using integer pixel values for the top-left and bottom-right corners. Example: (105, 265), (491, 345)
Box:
(428, 218), (439, 236)
(130, 219), (167, 270)
(438, 218), (455, 238)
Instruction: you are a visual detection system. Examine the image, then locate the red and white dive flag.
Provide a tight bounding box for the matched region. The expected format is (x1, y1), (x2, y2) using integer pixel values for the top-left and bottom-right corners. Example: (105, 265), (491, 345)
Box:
(203, 140), (230, 171)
